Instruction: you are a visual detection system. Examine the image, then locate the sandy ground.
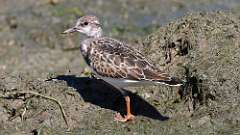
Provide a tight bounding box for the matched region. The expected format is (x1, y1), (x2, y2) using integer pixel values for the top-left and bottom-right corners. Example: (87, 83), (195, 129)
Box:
(0, 0), (240, 134)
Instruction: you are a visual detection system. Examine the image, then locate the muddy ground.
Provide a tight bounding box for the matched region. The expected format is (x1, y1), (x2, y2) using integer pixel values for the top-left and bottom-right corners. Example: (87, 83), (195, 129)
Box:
(0, 0), (240, 135)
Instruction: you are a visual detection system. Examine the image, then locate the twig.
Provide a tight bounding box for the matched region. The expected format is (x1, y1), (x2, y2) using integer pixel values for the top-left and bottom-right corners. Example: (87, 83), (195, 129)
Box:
(0, 91), (69, 129)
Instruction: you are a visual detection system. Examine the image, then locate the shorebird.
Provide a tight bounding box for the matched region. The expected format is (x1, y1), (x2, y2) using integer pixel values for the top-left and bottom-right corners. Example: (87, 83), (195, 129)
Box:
(62, 15), (182, 122)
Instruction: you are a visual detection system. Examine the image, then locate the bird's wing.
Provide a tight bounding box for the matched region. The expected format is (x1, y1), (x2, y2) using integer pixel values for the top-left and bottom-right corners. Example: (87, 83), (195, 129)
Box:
(89, 37), (175, 83)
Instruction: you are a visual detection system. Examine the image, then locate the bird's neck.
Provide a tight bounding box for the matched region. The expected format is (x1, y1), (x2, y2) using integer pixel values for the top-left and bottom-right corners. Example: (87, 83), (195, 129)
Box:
(88, 27), (103, 38)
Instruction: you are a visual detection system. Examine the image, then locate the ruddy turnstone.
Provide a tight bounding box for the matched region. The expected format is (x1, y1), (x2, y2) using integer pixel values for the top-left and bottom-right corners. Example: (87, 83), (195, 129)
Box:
(63, 15), (182, 122)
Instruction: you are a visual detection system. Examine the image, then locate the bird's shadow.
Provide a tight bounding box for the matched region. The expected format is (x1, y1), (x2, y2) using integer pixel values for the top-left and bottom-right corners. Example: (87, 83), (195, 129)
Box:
(50, 75), (169, 121)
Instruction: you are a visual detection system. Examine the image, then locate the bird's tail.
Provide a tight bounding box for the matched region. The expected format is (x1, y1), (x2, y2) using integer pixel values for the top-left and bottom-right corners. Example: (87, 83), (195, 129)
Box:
(156, 77), (183, 86)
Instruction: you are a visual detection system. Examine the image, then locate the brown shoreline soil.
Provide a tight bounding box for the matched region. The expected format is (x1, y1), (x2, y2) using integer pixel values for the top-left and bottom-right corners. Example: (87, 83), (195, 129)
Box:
(1, 11), (240, 135)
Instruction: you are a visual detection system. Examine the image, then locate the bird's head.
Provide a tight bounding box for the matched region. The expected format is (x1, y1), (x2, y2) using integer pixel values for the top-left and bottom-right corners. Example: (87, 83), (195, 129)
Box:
(63, 15), (102, 38)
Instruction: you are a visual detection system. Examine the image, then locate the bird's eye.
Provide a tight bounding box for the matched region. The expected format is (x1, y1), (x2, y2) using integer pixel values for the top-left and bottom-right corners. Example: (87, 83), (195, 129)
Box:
(83, 22), (88, 26)
(80, 22), (89, 27)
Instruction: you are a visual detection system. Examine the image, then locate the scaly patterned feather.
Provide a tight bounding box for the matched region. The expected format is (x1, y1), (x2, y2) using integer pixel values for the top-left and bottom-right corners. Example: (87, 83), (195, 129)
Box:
(81, 37), (175, 84)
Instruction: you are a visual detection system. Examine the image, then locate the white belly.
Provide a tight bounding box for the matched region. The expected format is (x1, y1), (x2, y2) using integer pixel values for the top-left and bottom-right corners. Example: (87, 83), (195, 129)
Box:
(88, 67), (180, 89)
(101, 77), (141, 88)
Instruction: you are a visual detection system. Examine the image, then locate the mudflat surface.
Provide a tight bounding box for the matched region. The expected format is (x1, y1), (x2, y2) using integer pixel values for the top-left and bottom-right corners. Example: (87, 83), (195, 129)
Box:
(0, 0), (240, 134)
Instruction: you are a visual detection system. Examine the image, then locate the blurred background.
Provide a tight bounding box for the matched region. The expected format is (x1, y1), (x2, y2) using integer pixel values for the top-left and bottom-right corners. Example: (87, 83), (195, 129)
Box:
(1, 0), (240, 134)
(0, 0), (240, 78)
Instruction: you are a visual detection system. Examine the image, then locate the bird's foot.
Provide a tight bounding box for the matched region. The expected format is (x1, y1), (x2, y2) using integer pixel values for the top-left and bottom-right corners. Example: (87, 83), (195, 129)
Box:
(114, 113), (135, 122)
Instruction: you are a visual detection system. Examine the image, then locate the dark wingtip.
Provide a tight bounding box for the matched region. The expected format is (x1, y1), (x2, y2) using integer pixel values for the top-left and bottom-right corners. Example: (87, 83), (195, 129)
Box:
(166, 77), (183, 86)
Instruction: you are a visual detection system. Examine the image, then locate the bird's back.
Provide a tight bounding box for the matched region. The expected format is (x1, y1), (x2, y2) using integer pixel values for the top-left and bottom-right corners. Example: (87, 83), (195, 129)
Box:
(80, 37), (182, 87)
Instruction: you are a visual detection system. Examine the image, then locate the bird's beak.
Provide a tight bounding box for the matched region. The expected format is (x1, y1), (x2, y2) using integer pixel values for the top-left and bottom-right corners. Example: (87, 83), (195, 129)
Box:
(62, 27), (77, 34)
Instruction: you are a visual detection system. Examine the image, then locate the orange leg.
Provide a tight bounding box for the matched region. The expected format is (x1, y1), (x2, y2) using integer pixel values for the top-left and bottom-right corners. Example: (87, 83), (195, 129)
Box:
(114, 96), (135, 122)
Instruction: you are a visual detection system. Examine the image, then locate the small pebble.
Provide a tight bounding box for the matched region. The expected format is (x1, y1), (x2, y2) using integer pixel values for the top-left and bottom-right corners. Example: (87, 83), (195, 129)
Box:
(6, 16), (18, 29)
(49, 0), (59, 5)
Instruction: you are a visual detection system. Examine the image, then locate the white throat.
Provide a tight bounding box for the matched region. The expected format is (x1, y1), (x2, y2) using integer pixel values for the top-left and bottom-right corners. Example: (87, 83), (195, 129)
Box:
(87, 27), (103, 38)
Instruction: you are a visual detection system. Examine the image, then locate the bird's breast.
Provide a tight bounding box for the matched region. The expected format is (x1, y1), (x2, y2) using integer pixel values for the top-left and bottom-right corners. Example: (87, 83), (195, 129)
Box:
(79, 42), (92, 66)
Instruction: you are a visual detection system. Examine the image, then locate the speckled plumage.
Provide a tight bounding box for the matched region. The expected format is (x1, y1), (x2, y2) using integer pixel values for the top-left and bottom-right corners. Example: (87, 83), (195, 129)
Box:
(80, 37), (181, 87)
(63, 15), (182, 88)
(63, 15), (182, 122)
